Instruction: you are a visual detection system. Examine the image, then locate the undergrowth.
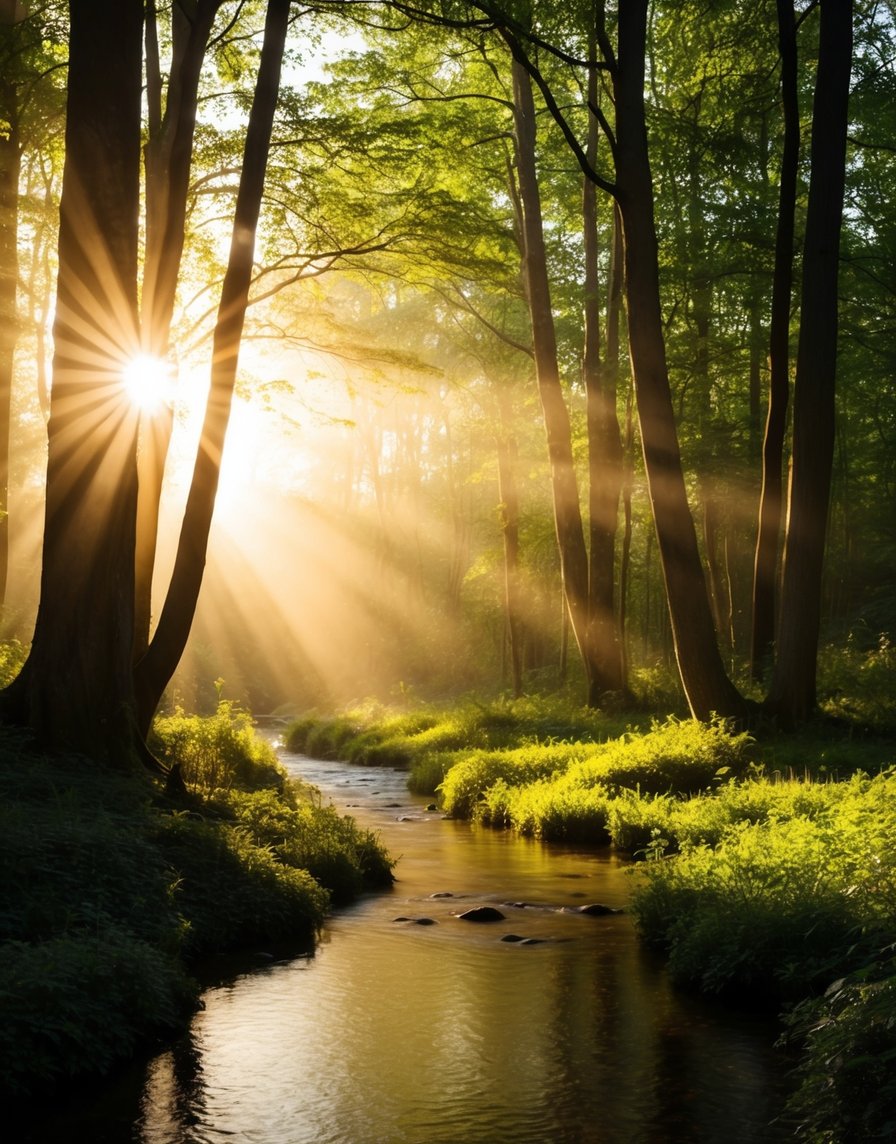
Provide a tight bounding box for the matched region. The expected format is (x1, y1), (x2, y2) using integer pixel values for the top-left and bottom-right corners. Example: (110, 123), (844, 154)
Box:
(1, 701), (392, 1102)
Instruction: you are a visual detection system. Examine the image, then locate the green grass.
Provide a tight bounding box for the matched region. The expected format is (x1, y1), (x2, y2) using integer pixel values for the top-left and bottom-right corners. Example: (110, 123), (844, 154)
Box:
(0, 701), (393, 1101)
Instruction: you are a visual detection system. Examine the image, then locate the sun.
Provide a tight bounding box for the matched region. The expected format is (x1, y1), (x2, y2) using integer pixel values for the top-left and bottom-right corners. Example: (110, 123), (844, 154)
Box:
(123, 353), (173, 413)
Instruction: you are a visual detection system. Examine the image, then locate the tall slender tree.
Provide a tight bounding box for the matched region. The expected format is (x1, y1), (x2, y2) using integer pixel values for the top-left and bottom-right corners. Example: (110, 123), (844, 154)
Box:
(135, 0), (291, 731)
(768, 0), (853, 723)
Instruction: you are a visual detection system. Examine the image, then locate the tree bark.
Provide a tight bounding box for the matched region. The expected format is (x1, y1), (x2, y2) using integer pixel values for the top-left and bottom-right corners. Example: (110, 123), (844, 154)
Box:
(2, 0), (145, 762)
(613, 0), (746, 720)
(511, 56), (610, 703)
(583, 51), (625, 700)
(495, 385), (524, 697)
(751, 0), (799, 681)
(767, 0), (853, 722)
(135, 0), (290, 732)
(0, 5), (21, 617)
(134, 0), (225, 660)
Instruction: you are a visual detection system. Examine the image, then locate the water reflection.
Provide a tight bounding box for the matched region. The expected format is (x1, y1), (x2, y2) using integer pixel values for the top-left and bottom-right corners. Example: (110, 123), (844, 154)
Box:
(126, 755), (789, 1144)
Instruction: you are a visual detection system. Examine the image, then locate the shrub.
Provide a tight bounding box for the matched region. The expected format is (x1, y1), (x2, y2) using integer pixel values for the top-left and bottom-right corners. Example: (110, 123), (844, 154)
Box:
(783, 949), (896, 1142)
(0, 639), (26, 688)
(216, 787), (394, 903)
(151, 699), (285, 792)
(438, 743), (575, 818)
(0, 929), (193, 1098)
(153, 813), (329, 954)
(630, 772), (896, 999)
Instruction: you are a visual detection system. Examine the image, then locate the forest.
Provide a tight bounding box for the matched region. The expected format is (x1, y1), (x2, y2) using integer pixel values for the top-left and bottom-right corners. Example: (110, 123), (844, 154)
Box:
(1, 0), (895, 1140)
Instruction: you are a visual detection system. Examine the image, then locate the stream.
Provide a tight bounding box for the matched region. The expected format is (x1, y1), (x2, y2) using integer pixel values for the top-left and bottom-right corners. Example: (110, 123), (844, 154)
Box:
(30, 752), (792, 1142)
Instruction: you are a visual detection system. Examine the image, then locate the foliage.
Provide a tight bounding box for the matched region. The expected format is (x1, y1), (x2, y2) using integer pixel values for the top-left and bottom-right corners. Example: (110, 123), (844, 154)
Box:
(0, 707), (392, 1100)
(210, 787), (394, 904)
(438, 716), (751, 825)
(151, 813), (328, 955)
(284, 696), (646, 796)
(782, 948), (896, 1142)
(0, 929), (194, 1100)
(0, 641), (26, 689)
(629, 771), (896, 999)
(818, 634), (896, 732)
(151, 699), (286, 792)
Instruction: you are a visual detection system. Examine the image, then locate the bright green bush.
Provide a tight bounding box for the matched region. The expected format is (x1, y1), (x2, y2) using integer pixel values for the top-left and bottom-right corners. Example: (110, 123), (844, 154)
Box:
(568, 716), (751, 795)
(481, 776), (613, 843)
(439, 717), (749, 834)
(0, 639), (26, 688)
(630, 772), (896, 999)
(437, 743), (579, 818)
(606, 790), (677, 853)
(284, 697), (645, 790)
(151, 699), (285, 792)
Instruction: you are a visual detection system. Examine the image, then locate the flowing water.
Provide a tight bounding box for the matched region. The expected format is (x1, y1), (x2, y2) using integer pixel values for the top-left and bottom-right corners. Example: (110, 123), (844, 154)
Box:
(29, 752), (791, 1143)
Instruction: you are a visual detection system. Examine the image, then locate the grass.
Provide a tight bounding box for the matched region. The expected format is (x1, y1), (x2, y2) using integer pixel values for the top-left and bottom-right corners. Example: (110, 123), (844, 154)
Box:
(1, 700), (393, 1101)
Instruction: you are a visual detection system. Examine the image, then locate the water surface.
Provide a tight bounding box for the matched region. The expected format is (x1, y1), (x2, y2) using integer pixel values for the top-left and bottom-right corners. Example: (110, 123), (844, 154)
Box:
(31, 753), (792, 1142)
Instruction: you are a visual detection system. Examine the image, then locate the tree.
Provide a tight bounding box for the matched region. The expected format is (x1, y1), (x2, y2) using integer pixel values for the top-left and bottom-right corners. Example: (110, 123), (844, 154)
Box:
(767, 0), (853, 722)
(751, 0), (800, 680)
(1, 0), (146, 762)
(134, 0), (226, 660)
(135, 0), (291, 732)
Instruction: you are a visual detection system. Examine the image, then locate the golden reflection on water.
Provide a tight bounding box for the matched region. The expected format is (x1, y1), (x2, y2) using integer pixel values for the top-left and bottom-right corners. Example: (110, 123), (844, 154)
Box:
(131, 756), (789, 1144)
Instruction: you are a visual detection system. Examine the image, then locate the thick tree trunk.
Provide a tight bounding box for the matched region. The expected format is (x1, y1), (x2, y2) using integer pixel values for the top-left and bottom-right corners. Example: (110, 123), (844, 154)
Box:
(135, 0), (290, 732)
(583, 57), (625, 700)
(614, 0), (746, 720)
(751, 0), (799, 681)
(767, 0), (853, 723)
(1, 0), (144, 762)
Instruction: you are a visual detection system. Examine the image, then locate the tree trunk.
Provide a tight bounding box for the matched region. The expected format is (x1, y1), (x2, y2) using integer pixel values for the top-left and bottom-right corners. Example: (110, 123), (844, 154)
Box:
(1, 0), (145, 763)
(511, 56), (606, 703)
(613, 0), (746, 720)
(0, 6), (21, 616)
(751, 0), (799, 681)
(767, 0), (853, 723)
(134, 0), (290, 732)
(583, 53), (625, 700)
(134, 0), (224, 659)
(495, 385), (524, 698)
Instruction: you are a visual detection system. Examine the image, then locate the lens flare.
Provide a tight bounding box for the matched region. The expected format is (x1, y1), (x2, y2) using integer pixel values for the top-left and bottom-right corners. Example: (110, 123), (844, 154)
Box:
(123, 353), (173, 413)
